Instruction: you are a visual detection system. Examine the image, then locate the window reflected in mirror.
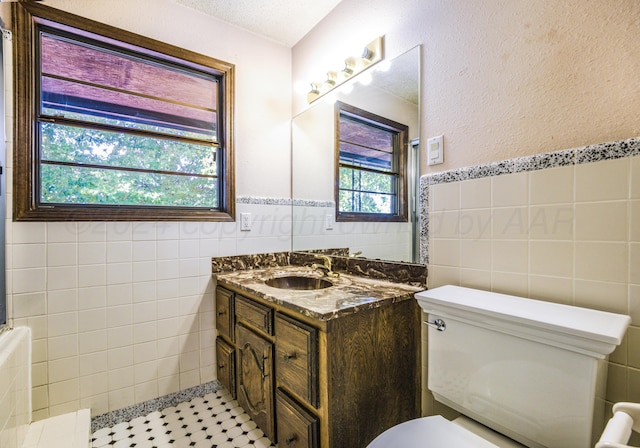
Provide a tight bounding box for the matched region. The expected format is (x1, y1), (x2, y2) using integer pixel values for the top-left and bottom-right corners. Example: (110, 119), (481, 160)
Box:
(336, 101), (408, 221)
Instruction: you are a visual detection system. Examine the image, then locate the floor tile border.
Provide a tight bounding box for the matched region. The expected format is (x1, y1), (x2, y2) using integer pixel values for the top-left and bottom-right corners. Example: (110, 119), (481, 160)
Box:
(90, 380), (223, 433)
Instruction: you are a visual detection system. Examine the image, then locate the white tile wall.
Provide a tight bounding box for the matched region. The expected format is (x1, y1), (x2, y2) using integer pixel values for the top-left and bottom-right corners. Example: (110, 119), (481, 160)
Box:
(7, 202), (290, 420)
(0, 327), (31, 448)
(291, 204), (413, 261)
(430, 157), (636, 296)
(426, 155), (640, 418)
(23, 409), (90, 448)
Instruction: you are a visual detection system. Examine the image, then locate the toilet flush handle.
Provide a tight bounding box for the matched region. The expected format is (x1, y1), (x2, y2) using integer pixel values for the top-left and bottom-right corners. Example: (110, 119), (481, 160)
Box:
(424, 318), (446, 332)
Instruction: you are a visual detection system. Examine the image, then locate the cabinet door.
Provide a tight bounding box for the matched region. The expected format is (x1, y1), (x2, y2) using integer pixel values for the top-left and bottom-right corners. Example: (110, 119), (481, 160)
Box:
(276, 389), (319, 448)
(216, 337), (236, 399)
(236, 323), (275, 442)
(216, 287), (235, 342)
(275, 313), (318, 408)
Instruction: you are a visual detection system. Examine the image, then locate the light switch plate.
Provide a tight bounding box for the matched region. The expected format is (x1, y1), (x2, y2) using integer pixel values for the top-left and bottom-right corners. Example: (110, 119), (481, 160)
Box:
(427, 135), (444, 165)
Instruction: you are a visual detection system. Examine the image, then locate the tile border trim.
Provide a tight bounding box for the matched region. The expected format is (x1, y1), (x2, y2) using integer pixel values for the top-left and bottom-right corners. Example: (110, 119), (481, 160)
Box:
(419, 137), (640, 264)
(292, 199), (335, 207)
(236, 197), (334, 207)
(90, 380), (222, 432)
(237, 196), (292, 206)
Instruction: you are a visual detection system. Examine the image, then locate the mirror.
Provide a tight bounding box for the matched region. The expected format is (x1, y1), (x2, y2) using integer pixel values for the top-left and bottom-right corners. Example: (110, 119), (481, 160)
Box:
(291, 46), (421, 263)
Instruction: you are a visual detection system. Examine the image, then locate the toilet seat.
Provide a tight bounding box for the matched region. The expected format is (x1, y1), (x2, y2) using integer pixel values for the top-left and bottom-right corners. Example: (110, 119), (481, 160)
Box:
(367, 415), (500, 447)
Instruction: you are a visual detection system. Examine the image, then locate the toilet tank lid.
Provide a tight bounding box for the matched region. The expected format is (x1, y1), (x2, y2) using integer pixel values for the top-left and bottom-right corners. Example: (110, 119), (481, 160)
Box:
(416, 285), (631, 347)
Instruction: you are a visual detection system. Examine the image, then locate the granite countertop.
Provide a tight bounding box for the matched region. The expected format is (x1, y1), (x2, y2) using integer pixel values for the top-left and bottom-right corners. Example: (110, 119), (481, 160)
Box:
(214, 265), (423, 321)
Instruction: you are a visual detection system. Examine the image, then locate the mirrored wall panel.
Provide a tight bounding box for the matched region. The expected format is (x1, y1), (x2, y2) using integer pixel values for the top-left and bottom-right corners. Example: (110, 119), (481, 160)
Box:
(292, 46), (420, 262)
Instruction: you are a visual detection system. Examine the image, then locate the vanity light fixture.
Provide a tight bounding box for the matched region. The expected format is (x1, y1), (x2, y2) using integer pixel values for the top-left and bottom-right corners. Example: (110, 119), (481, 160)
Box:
(306, 36), (384, 104)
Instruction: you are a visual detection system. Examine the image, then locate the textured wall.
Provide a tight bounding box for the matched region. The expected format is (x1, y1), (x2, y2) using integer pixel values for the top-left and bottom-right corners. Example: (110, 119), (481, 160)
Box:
(293, 0), (640, 172)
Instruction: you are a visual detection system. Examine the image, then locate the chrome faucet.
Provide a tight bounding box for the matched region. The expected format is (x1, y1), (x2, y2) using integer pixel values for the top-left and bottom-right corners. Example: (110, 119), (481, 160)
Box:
(311, 255), (340, 278)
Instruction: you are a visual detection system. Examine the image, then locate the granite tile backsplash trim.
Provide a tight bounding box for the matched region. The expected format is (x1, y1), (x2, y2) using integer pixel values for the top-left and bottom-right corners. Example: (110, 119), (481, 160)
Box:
(292, 199), (335, 207)
(419, 137), (640, 265)
(346, 258), (427, 287)
(211, 251), (291, 272)
(236, 196), (292, 205)
(212, 250), (427, 287)
(290, 251), (427, 287)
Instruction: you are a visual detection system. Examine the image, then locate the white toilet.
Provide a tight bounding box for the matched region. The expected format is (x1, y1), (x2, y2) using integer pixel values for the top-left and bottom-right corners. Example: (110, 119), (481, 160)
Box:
(369, 285), (631, 448)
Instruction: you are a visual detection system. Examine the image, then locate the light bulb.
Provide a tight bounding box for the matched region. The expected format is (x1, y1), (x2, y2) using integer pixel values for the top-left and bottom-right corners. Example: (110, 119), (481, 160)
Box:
(376, 60), (392, 72)
(357, 71), (372, 86)
(339, 82), (353, 94)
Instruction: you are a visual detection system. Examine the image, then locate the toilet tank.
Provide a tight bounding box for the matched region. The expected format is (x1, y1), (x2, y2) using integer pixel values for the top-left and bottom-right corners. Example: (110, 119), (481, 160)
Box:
(416, 286), (631, 448)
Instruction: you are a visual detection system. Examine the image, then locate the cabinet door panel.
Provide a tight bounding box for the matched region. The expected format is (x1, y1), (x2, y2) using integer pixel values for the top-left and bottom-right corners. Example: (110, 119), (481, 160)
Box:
(216, 337), (236, 399)
(276, 389), (319, 448)
(216, 287), (235, 342)
(236, 323), (275, 442)
(275, 313), (318, 408)
(236, 294), (273, 335)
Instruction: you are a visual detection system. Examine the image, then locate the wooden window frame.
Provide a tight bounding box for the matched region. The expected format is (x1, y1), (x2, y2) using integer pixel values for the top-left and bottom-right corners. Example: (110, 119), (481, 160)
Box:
(12, 2), (235, 221)
(335, 101), (408, 223)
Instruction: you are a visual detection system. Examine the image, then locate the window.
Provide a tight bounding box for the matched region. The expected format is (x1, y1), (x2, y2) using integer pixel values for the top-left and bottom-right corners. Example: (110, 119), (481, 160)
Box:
(13, 3), (235, 221)
(335, 101), (408, 222)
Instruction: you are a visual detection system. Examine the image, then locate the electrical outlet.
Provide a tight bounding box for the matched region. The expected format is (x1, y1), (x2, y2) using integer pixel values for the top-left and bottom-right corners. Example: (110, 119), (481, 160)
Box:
(240, 213), (251, 231)
(325, 214), (333, 230)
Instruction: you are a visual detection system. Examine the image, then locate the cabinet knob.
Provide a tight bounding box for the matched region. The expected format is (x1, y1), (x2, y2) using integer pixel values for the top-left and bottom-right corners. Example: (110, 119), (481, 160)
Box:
(216, 309), (226, 316)
(283, 352), (297, 362)
(218, 364), (225, 369)
(285, 435), (298, 445)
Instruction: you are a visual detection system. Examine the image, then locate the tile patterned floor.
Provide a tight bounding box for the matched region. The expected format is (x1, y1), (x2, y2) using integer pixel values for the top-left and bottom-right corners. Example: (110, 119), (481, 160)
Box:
(90, 389), (275, 448)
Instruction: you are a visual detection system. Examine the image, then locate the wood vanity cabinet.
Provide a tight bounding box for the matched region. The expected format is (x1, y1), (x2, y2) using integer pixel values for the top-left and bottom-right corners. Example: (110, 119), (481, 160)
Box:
(215, 284), (420, 448)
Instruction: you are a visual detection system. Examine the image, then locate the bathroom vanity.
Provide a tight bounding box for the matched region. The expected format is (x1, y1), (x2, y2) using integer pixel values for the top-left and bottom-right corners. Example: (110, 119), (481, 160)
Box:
(213, 262), (423, 448)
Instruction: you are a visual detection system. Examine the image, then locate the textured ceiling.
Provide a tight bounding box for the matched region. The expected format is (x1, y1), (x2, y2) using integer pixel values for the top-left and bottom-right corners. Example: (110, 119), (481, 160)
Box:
(173, 0), (343, 47)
